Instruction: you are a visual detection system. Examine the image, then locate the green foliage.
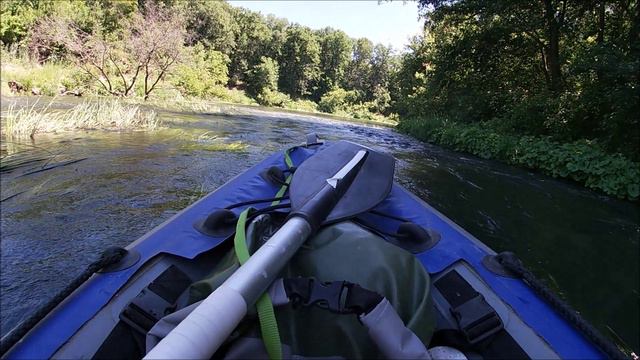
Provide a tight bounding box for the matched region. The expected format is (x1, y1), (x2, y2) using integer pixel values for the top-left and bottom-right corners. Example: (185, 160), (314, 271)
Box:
(284, 98), (318, 112)
(401, 0), (639, 160)
(245, 56), (279, 98)
(315, 28), (352, 99)
(279, 25), (321, 98)
(180, 1), (236, 54)
(207, 86), (255, 105)
(399, 117), (640, 200)
(256, 88), (291, 107)
(0, 56), (91, 96)
(1, 0), (39, 45)
(227, 7), (272, 85)
(172, 45), (229, 98)
(318, 87), (359, 113)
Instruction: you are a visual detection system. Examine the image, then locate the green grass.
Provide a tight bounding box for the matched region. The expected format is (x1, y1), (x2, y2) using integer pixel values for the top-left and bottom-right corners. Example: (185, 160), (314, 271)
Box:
(2, 99), (160, 138)
(0, 60), (84, 97)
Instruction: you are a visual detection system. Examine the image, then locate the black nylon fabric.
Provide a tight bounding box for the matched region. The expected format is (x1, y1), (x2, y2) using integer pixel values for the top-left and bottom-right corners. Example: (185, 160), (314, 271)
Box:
(189, 220), (435, 359)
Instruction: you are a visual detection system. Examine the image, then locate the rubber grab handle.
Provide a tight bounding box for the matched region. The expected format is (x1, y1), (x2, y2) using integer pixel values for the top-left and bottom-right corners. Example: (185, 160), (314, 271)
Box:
(144, 285), (247, 359)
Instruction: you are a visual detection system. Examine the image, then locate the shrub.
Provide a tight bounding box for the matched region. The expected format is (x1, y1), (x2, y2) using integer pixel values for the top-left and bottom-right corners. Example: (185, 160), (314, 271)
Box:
(284, 99), (318, 112)
(172, 44), (229, 98)
(207, 86), (255, 105)
(256, 88), (291, 107)
(398, 117), (640, 200)
(318, 87), (358, 113)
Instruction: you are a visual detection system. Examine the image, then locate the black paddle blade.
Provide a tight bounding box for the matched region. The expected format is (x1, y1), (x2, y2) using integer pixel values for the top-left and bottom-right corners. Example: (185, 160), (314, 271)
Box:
(289, 141), (395, 225)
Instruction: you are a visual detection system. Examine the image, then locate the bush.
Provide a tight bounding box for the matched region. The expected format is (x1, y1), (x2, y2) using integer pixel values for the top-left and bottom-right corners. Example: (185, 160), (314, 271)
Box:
(172, 44), (229, 98)
(256, 88), (291, 107)
(245, 56), (279, 98)
(318, 87), (358, 113)
(0, 59), (84, 96)
(284, 98), (317, 112)
(398, 116), (640, 200)
(207, 86), (255, 105)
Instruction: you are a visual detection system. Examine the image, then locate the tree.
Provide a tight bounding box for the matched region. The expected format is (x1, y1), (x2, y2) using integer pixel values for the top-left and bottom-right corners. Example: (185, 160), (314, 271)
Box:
(227, 7), (272, 85)
(344, 37), (373, 97)
(180, 1), (237, 55)
(245, 56), (279, 98)
(279, 25), (321, 98)
(31, 2), (186, 100)
(315, 28), (352, 99)
(409, 0), (639, 157)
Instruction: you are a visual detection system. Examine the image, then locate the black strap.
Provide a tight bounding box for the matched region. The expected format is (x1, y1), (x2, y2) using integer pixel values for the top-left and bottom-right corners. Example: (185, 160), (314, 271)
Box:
(434, 270), (529, 359)
(283, 278), (383, 316)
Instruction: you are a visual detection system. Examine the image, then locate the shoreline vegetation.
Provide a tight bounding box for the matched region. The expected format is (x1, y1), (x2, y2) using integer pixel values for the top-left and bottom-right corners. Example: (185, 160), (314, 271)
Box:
(2, 98), (159, 139)
(0, 0), (638, 201)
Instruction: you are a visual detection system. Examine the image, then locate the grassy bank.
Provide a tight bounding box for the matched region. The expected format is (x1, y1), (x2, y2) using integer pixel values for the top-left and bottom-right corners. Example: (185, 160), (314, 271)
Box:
(398, 117), (640, 200)
(1, 56), (396, 126)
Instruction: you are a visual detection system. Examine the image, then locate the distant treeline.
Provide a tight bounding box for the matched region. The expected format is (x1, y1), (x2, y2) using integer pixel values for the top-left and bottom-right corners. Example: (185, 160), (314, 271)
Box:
(1, 0), (399, 121)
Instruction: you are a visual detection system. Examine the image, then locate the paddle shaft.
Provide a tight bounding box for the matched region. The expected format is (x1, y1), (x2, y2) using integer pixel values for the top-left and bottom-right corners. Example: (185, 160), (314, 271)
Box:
(144, 218), (312, 359)
(144, 150), (368, 359)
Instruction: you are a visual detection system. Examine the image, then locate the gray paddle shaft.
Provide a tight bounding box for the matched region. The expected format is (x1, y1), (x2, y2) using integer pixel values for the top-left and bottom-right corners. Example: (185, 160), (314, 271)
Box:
(223, 217), (312, 304)
(144, 150), (368, 359)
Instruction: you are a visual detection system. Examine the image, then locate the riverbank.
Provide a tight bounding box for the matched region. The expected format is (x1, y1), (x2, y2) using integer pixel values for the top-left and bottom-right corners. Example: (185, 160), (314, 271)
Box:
(0, 57), (397, 128)
(398, 117), (640, 201)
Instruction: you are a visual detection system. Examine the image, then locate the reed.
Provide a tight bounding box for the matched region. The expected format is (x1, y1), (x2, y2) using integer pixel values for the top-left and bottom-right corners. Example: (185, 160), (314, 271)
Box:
(2, 99), (160, 139)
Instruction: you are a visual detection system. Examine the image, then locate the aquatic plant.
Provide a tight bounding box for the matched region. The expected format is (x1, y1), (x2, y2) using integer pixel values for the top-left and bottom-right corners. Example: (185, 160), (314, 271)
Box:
(179, 132), (247, 152)
(2, 99), (160, 138)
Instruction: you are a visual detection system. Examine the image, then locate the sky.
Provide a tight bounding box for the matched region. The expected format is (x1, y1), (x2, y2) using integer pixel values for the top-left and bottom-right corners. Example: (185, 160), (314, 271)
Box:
(230, 1), (424, 52)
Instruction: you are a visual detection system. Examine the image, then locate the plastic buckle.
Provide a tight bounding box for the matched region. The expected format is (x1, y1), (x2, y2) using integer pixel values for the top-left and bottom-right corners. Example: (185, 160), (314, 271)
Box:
(303, 279), (352, 314)
(451, 294), (504, 344)
(120, 288), (176, 335)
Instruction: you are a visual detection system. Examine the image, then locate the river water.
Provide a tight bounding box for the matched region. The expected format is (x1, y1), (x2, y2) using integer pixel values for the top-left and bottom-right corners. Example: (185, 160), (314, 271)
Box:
(1, 97), (638, 353)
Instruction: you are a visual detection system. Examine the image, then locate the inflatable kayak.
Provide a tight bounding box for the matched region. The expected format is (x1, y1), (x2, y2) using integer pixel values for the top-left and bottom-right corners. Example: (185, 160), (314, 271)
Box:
(1, 136), (622, 359)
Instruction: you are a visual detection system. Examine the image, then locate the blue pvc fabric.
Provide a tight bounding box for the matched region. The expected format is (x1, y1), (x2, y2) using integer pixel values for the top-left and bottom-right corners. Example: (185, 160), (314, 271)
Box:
(6, 143), (603, 359)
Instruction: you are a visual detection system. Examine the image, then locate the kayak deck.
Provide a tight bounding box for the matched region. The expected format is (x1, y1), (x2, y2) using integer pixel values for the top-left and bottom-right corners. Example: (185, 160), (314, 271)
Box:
(5, 143), (604, 359)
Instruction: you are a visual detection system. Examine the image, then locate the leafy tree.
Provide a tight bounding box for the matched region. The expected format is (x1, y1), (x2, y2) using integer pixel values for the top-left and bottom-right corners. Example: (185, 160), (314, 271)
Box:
(227, 7), (272, 85)
(344, 37), (373, 98)
(278, 25), (321, 98)
(408, 0), (639, 158)
(173, 44), (229, 97)
(245, 56), (279, 98)
(315, 27), (352, 99)
(263, 14), (288, 61)
(180, 1), (237, 55)
(1, 0), (40, 45)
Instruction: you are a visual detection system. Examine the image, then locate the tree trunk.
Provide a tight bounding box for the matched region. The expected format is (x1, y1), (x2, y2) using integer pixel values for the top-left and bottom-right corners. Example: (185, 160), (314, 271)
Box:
(597, 1), (606, 82)
(597, 0), (605, 44)
(542, 0), (563, 93)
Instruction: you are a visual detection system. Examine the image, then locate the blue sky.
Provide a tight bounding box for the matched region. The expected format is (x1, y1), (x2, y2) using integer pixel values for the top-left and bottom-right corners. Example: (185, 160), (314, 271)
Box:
(230, 1), (424, 51)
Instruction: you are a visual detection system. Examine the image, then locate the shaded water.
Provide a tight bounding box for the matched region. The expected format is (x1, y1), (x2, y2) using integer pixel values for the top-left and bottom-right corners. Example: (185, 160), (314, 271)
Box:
(1, 97), (638, 352)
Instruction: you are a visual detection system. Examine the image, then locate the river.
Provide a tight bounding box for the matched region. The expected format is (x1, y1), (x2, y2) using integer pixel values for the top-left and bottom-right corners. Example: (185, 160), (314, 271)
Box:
(1, 97), (638, 353)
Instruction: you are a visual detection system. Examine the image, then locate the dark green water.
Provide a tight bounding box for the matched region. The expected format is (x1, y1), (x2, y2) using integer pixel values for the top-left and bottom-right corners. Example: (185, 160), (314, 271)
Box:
(1, 97), (638, 353)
